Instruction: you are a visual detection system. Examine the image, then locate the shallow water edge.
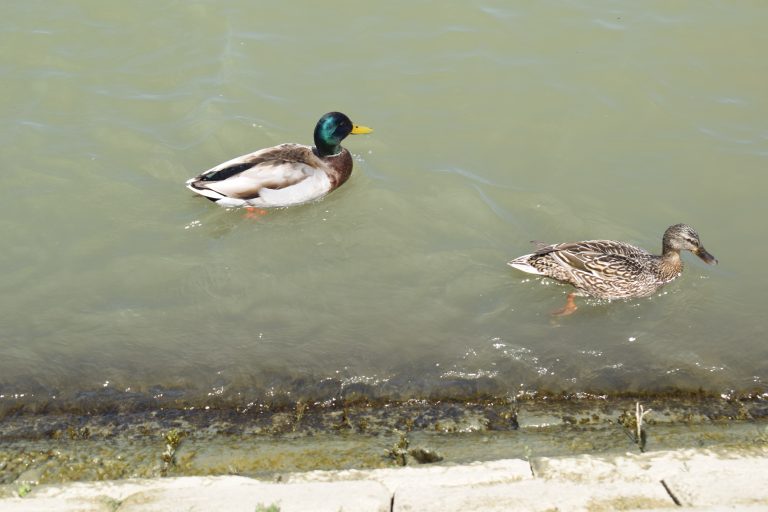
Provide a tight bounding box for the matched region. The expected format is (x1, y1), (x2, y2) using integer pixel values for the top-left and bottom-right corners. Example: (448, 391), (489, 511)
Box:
(1, 396), (766, 488)
(3, 375), (767, 422)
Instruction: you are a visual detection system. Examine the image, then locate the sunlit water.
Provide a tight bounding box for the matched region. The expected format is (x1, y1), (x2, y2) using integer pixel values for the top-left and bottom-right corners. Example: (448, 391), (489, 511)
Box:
(1, 1), (767, 412)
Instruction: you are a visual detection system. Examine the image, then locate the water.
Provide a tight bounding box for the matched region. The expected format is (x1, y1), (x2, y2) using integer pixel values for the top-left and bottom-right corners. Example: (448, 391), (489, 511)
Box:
(1, 1), (767, 413)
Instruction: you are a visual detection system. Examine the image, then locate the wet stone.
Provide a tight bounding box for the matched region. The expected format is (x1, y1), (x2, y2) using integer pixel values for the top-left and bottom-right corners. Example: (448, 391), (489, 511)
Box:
(408, 448), (444, 464)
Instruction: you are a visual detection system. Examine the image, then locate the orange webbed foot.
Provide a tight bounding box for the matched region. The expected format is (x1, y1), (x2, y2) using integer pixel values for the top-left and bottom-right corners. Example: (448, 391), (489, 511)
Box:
(244, 207), (268, 219)
(552, 293), (578, 316)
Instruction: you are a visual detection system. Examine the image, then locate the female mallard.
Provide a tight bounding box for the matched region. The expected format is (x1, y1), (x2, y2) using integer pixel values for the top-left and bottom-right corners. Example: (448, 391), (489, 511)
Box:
(186, 112), (372, 208)
(507, 224), (718, 315)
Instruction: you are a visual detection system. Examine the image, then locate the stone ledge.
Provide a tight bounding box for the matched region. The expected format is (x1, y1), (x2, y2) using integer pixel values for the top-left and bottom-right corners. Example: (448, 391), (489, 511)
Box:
(1, 447), (766, 512)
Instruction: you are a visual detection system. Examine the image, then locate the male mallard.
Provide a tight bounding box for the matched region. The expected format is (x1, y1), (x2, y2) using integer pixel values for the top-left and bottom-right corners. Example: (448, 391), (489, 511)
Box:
(186, 112), (372, 208)
(507, 224), (718, 315)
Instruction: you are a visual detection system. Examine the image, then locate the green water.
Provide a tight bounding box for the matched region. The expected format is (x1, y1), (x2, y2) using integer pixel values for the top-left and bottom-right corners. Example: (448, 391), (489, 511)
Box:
(1, 1), (767, 411)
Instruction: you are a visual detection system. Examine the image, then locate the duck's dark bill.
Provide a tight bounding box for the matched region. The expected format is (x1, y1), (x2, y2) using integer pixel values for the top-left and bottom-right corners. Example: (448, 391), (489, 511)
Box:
(696, 247), (718, 265)
(351, 124), (373, 134)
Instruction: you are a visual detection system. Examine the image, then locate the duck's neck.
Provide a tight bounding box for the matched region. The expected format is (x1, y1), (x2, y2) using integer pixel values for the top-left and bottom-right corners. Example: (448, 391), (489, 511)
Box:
(657, 250), (683, 281)
(314, 140), (341, 157)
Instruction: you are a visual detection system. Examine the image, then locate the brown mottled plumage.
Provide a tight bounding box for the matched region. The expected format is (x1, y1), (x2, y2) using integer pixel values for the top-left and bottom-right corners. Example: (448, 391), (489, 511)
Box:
(508, 224), (717, 305)
(186, 112), (371, 208)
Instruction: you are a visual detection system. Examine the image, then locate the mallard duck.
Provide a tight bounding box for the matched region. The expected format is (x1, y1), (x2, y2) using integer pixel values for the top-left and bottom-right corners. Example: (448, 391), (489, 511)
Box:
(186, 112), (372, 208)
(507, 224), (718, 315)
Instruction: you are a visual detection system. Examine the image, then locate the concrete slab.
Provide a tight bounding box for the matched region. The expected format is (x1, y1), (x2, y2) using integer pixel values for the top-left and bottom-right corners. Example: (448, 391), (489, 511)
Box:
(286, 457), (533, 492)
(115, 478), (390, 512)
(0, 496), (115, 512)
(2, 448), (767, 512)
(661, 454), (768, 508)
(394, 479), (672, 512)
(531, 449), (694, 483)
(0, 477), (391, 512)
(0, 479), (167, 512)
(23, 479), (171, 502)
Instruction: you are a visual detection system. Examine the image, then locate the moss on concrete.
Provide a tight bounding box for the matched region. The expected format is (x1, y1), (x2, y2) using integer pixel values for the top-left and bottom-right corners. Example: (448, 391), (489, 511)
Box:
(0, 396), (766, 487)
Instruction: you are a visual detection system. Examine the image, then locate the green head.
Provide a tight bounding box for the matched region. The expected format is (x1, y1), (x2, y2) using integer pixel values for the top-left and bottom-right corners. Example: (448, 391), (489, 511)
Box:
(313, 112), (372, 157)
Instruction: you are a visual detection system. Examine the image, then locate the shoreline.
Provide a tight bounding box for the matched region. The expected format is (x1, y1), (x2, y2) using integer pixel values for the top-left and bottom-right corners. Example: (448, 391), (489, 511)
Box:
(1, 396), (766, 488)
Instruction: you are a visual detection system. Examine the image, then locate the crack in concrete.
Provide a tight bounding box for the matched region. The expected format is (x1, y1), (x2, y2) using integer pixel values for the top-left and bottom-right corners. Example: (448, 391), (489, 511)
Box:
(660, 479), (682, 507)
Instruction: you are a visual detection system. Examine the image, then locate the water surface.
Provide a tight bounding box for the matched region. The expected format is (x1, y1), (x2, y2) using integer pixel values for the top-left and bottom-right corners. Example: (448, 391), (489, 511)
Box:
(1, 1), (767, 411)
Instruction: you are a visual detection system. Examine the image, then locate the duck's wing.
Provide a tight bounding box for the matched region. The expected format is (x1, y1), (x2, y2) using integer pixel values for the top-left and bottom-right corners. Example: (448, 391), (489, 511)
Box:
(533, 241), (651, 296)
(534, 239), (649, 258)
(187, 144), (331, 205)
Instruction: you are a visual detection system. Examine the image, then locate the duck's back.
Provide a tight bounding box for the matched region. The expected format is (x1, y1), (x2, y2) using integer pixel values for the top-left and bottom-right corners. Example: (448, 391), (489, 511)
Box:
(516, 240), (668, 299)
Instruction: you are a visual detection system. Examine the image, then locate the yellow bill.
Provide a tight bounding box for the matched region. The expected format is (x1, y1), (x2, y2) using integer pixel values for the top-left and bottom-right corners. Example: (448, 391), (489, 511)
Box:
(351, 124), (373, 134)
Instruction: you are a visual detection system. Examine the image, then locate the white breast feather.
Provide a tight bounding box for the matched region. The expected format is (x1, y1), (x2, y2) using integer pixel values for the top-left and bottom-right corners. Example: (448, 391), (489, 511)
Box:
(250, 170), (332, 207)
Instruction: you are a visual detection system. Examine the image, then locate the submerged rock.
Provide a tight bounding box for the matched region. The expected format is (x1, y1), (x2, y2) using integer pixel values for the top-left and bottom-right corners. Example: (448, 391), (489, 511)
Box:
(409, 447), (444, 464)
